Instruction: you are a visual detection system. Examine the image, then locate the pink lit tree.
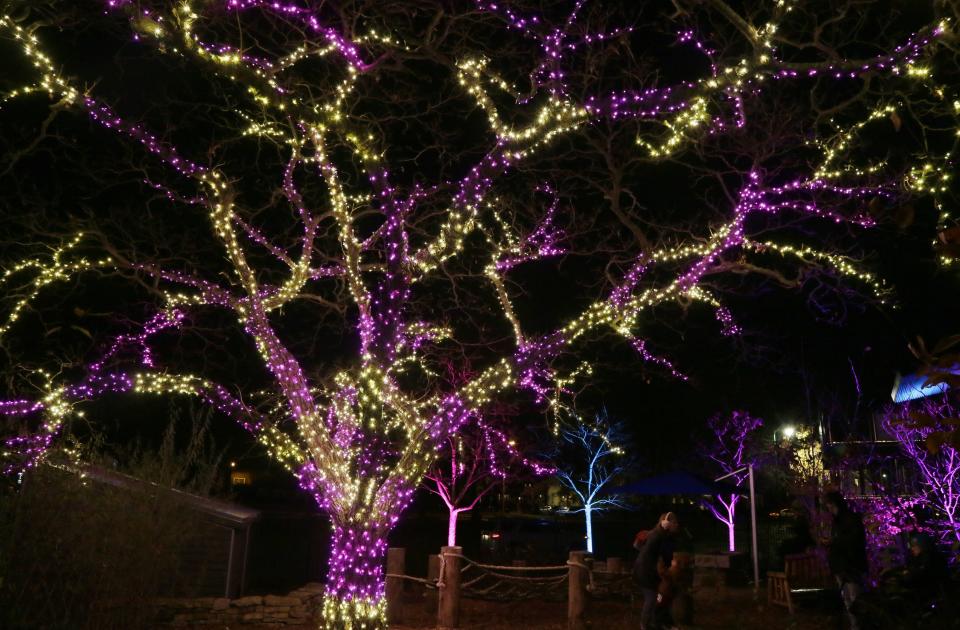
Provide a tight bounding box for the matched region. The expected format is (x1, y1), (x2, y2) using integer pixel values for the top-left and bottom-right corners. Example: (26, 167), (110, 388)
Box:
(425, 417), (550, 547)
(850, 492), (928, 583)
(0, 1), (956, 627)
(702, 410), (764, 552)
(884, 399), (960, 545)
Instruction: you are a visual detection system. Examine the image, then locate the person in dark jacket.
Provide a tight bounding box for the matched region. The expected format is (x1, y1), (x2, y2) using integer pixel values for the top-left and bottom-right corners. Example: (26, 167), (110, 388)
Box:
(633, 512), (679, 630)
(823, 491), (867, 630)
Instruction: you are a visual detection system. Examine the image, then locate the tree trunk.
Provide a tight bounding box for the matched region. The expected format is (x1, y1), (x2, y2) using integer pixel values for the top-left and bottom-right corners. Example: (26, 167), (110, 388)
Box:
(947, 512), (960, 542)
(321, 523), (390, 629)
(438, 546), (462, 629)
(585, 506), (593, 554)
(447, 508), (460, 548)
(726, 501), (737, 552)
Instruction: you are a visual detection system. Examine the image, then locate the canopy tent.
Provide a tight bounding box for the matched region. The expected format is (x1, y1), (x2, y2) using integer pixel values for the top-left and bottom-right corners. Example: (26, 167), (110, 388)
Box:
(605, 467), (760, 594)
(605, 471), (738, 497)
(890, 370), (955, 403)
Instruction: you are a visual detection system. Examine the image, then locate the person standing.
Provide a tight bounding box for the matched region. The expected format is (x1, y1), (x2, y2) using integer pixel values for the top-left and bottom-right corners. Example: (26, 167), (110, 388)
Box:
(823, 491), (867, 630)
(633, 512), (679, 630)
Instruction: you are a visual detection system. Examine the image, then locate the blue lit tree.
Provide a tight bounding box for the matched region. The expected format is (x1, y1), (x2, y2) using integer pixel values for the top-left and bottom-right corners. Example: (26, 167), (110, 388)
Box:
(553, 412), (632, 554)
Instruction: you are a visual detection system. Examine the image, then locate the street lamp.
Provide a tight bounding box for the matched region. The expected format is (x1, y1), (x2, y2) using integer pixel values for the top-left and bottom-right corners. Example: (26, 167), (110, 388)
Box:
(774, 425), (796, 443)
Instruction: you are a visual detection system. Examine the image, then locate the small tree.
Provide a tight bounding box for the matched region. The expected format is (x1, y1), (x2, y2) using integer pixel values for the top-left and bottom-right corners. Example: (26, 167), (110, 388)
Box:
(884, 398), (960, 545)
(554, 412), (631, 554)
(425, 417), (550, 547)
(763, 425), (832, 540)
(702, 410), (763, 552)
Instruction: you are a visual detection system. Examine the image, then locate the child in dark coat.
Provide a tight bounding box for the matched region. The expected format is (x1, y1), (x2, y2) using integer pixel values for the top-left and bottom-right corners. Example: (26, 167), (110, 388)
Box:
(633, 512), (679, 630)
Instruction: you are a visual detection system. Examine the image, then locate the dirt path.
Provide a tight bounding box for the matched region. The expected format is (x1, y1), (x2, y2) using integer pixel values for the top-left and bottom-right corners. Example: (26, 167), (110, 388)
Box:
(391, 587), (840, 630)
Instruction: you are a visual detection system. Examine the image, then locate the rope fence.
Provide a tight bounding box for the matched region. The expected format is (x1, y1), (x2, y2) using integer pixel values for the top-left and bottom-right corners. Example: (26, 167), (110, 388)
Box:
(586, 568), (636, 599)
(385, 573), (438, 588)
(387, 551), (636, 598)
(384, 546), (640, 627)
(457, 554), (570, 601)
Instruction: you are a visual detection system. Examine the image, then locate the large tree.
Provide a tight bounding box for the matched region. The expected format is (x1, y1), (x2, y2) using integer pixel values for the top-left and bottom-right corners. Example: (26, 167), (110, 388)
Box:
(1, 0), (957, 627)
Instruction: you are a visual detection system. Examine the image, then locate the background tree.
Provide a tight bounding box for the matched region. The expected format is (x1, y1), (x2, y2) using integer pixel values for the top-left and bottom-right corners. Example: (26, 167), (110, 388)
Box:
(553, 412), (632, 554)
(701, 409), (764, 552)
(782, 425), (829, 537)
(0, 1), (957, 627)
(425, 416), (550, 547)
(884, 398), (960, 546)
(849, 493), (929, 584)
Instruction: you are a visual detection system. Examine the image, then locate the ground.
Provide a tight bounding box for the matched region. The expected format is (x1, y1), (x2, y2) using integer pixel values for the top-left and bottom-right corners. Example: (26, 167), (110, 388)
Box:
(177, 585), (846, 629)
(388, 586), (840, 630)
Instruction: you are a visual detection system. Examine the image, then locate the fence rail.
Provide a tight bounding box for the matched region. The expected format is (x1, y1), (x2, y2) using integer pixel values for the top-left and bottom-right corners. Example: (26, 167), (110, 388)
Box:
(384, 546), (636, 628)
(458, 554), (569, 602)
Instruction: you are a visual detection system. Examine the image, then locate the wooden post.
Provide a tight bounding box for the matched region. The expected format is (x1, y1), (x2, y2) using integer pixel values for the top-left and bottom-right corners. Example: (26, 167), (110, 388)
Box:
(606, 557), (624, 574)
(438, 546), (462, 630)
(386, 547), (405, 624)
(425, 553), (441, 612)
(567, 550), (590, 630)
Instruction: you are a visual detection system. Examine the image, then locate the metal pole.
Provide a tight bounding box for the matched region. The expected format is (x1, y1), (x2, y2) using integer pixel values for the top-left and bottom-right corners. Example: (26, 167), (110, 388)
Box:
(748, 464), (759, 596)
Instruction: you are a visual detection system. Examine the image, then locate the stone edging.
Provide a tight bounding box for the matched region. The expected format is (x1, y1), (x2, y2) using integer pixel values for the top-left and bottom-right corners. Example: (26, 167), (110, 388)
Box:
(154, 583), (326, 626)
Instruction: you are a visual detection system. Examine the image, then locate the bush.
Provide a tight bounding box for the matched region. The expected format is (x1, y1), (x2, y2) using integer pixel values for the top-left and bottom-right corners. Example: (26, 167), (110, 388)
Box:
(0, 403), (225, 629)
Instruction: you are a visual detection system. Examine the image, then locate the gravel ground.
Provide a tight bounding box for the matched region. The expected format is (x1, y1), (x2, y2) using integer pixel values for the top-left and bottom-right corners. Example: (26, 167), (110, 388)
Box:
(391, 587), (841, 630)
(174, 586), (843, 629)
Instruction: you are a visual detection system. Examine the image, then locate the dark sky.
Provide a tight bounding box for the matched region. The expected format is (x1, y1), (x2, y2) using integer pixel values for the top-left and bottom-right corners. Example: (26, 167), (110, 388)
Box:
(1, 0), (958, 499)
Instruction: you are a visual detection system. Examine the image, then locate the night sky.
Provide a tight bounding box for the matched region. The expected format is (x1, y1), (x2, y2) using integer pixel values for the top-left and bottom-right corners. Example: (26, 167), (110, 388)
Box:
(1, 0), (958, 506)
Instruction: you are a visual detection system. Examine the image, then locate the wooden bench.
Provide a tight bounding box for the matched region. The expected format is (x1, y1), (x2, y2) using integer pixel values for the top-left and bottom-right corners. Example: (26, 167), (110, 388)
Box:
(767, 552), (831, 613)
